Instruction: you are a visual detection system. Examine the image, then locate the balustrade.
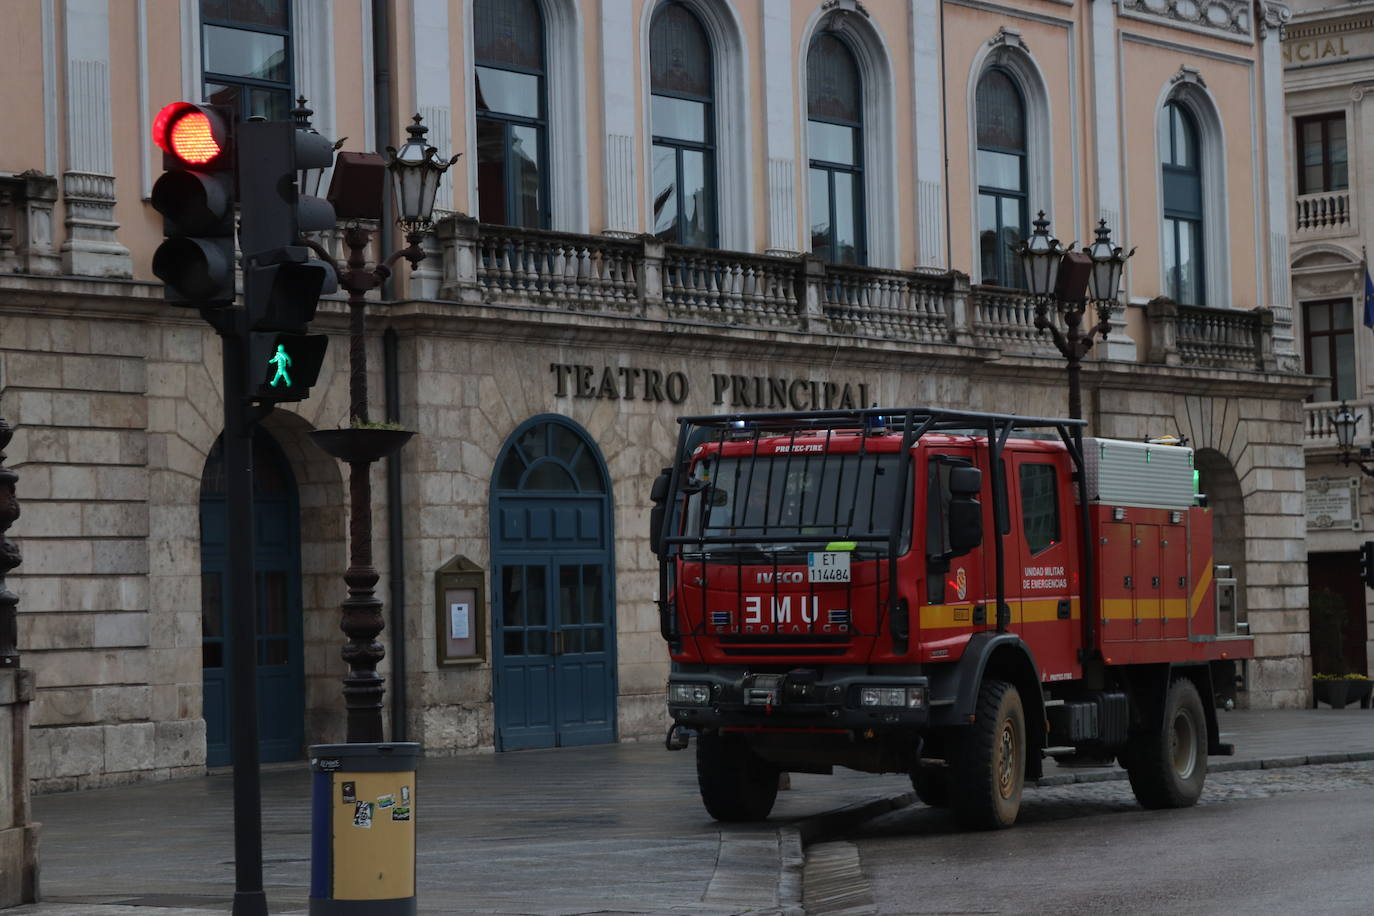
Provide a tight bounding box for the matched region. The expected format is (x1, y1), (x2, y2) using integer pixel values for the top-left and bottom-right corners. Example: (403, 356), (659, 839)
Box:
(1295, 189), (1354, 235)
(434, 217), (1278, 373)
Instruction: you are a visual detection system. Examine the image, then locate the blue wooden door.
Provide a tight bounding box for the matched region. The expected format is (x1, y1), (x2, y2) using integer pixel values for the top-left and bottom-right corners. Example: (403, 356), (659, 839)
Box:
(200, 433), (305, 766)
(491, 417), (616, 751)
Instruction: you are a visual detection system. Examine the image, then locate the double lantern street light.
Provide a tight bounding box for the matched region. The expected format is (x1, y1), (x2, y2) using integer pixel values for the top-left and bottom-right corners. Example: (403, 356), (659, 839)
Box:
(1012, 212), (1135, 423)
(296, 99), (459, 743)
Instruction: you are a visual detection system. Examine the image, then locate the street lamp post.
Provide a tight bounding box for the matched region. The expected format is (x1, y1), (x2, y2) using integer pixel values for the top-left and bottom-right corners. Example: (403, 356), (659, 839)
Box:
(306, 113), (457, 743)
(1330, 401), (1374, 478)
(1014, 213), (1135, 423)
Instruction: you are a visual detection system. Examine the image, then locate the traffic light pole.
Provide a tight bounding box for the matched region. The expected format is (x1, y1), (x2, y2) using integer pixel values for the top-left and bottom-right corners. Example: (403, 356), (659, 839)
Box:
(217, 317), (269, 916)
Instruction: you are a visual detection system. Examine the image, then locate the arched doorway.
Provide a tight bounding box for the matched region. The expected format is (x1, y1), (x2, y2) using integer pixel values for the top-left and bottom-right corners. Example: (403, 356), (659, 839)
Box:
(1195, 447), (1245, 618)
(490, 415), (617, 750)
(200, 431), (306, 765)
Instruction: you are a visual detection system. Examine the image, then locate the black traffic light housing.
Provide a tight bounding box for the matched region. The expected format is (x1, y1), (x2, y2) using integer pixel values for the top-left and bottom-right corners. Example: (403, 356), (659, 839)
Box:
(237, 119), (338, 255)
(150, 102), (236, 308)
(237, 119), (339, 403)
(1361, 541), (1374, 589)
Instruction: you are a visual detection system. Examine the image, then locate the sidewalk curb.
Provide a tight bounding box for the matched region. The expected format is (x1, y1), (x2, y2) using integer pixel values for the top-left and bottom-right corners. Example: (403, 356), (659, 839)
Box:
(777, 751), (1374, 913)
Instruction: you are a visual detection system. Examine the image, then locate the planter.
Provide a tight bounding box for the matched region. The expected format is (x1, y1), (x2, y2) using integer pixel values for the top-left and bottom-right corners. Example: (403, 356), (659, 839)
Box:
(1312, 678), (1374, 709)
(309, 428), (415, 463)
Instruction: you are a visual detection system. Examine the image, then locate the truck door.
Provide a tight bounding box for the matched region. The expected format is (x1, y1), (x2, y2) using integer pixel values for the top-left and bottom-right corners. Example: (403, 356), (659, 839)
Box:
(1134, 523), (1162, 640)
(1160, 523), (1188, 640)
(922, 448), (988, 639)
(1009, 451), (1078, 677)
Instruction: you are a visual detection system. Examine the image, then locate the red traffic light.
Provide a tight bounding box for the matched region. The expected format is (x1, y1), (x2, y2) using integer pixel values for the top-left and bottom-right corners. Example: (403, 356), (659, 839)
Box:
(152, 102), (228, 165)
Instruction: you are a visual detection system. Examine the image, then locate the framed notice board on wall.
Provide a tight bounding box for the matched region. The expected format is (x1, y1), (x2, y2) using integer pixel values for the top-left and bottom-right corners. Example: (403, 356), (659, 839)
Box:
(435, 554), (486, 665)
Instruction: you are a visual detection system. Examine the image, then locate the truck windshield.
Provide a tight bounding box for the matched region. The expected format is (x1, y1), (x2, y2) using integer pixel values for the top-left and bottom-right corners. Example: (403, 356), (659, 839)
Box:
(682, 451), (907, 556)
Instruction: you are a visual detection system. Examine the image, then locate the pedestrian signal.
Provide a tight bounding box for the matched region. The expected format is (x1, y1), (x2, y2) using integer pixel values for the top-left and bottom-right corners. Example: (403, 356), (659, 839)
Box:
(248, 333), (328, 403)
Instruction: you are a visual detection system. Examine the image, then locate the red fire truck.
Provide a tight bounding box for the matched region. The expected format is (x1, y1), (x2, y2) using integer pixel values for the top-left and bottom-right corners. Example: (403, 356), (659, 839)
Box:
(651, 407), (1250, 829)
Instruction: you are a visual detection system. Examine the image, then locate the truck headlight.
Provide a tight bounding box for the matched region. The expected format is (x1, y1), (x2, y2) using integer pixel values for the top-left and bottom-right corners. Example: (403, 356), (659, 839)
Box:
(669, 683), (711, 706)
(859, 686), (925, 709)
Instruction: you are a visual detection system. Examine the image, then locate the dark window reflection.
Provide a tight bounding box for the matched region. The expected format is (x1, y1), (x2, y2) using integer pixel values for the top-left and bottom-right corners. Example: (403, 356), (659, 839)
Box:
(650, 2), (717, 248)
(806, 33), (864, 265)
(1161, 101), (1204, 305)
(200, 0), (292, 123)
(975, 68), (1027, 287)
(474, 0), (549, 228)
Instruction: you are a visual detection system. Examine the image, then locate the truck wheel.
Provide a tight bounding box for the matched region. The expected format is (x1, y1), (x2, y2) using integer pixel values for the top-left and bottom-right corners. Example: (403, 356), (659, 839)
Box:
(696, 732), (780, 822)
(951, 679), (1025, 830)
(910, 766), (950, 807)
(1125, 677), (1207, 809)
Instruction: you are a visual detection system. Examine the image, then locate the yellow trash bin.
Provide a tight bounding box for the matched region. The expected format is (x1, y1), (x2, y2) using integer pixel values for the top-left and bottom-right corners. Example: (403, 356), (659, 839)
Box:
(309, 742), (420, 915)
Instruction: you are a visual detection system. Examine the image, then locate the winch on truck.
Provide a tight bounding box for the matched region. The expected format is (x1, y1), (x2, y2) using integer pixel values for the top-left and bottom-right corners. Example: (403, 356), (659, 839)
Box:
(650, 407), (1250, 829)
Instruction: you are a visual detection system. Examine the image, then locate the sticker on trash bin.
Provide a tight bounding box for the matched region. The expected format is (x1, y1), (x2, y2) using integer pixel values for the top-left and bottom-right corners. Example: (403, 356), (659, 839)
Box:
(377, 794), (395, 808)
(341, 781), (356, 804)
(400, 786), (410, 805)
(391, 806), (411, 822)
(352, 801), (373, 828)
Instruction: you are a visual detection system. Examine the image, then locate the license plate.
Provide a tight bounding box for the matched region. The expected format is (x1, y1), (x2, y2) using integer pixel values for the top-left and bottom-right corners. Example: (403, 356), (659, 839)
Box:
(808, 551), (851, 583)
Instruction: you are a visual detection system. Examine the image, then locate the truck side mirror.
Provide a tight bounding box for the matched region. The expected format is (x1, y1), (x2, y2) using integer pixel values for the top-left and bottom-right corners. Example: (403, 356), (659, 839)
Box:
(949, 465), (981, 496)
(649, 468), (672, 557)
(948, 498), (982, 554)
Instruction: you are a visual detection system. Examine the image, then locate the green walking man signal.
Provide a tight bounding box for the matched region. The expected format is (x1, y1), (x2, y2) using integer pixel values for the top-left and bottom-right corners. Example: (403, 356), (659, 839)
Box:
(269, 344), (293, 387)
(248, 332), (327, 403)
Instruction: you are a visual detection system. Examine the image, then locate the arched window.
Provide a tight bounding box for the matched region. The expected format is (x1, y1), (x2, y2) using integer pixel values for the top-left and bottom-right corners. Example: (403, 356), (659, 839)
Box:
(807, 33), (865, 265)
(976, 68), (1028, 288)
(649, 2), (717, 248)
(474, 0), (549, 228)
(202, 0), (292, 120)
(1160, 101), (1203, 305)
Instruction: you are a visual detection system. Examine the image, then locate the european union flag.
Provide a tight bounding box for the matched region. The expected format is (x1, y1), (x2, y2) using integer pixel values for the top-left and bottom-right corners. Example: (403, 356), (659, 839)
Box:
(1365, 266), (1374, 329)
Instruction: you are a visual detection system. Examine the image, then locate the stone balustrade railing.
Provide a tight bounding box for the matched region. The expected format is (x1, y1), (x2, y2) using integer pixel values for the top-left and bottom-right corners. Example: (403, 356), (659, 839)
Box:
(435, 217), (1275, 371)
(1294, 189), (1354, 236)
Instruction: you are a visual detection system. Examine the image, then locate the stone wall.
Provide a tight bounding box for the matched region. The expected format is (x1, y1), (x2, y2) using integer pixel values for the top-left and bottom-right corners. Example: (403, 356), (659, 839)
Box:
(0, 669), (38, 906)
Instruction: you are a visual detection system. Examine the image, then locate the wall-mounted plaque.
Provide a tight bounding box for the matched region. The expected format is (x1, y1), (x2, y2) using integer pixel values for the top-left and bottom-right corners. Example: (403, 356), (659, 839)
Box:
(1306, 477), (1361, 531)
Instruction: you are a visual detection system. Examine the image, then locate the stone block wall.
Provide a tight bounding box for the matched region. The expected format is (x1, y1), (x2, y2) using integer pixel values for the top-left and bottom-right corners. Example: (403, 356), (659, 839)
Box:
(0, 669), (38, 906)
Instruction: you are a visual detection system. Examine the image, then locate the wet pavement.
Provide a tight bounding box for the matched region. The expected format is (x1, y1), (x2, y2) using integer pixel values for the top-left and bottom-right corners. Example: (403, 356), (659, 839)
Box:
(9, 707), (1374, 915)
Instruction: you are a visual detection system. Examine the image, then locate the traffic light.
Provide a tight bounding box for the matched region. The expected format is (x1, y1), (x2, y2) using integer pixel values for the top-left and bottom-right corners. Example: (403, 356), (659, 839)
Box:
(237, 119), (338, 403)
(1361, 541), (1374, 589)
(150, 102), (236, 307)
(236, 119), (337, 256)
(248, 332), (328, 402)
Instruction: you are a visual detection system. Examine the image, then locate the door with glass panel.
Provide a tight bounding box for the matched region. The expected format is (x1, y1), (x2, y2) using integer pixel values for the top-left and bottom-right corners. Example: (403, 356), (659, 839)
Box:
(491, 417), (617, 751)
(200, 432), (305, 766)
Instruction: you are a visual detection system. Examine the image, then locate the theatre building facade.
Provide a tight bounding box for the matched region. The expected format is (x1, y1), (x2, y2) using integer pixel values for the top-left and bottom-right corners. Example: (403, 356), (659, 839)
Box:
(0, 0), (1312, 790)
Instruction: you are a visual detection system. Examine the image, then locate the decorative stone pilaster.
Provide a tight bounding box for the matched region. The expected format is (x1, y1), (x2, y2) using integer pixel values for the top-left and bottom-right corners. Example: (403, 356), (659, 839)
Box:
(61, 0), (132, 278)
(60, 171), (131, 278)
(0, 419), (19, 669)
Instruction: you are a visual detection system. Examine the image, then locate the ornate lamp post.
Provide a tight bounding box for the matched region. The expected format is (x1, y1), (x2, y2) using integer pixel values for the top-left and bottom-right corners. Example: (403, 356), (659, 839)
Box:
(1330, 401), (1374, 477)
(307, 113), (458, 743)
(1013, 212), (1134, 422)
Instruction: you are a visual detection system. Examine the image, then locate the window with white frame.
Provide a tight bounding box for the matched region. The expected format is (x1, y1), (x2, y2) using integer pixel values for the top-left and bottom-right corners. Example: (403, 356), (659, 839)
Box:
(202, 0), (293, 120)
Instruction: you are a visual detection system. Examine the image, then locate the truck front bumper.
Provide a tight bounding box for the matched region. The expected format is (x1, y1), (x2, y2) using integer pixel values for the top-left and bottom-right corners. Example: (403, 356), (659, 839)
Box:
(667, 669), (930, 731)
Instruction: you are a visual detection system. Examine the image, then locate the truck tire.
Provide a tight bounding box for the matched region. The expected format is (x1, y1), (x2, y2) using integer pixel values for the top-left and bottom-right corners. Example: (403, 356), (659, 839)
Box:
(1125, 677), (1208, 809)
(910, 766), (950, 807)
(951, 679), (1025, 830)
(695, 732), (780, 822)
